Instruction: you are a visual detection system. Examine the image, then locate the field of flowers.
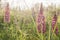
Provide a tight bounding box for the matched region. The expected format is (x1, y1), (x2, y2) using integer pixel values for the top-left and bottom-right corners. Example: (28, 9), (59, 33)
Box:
(0, 3), (60, 40)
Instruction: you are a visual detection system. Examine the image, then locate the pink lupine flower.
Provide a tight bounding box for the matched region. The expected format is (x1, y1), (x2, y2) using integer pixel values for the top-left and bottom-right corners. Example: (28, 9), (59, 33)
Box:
(52, 14), (58, 34)
(37, 3), (46, 33)
(4, 3), (10, 23)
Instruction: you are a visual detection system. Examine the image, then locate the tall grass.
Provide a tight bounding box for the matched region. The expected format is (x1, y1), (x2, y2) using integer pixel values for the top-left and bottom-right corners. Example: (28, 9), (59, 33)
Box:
(0, 8), (60, 40)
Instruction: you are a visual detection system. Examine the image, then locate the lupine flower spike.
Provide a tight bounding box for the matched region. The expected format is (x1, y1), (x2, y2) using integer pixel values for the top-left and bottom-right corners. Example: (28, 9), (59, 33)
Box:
(52, 13), (58, 34)
(37, 3), (46, 33)
(4, 3), (10, 23)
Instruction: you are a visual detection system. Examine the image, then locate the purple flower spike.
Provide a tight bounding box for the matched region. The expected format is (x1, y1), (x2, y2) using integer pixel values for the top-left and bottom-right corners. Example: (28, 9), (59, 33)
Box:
(37, 3), (46, 33)
(4, 3), (10, 23)
(52, 14), (58, 34)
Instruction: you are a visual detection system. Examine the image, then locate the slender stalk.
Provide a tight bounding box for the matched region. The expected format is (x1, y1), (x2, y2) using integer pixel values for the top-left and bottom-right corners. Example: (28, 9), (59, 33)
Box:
(48, 20), (51, 40)
(47, 15), (52, 40)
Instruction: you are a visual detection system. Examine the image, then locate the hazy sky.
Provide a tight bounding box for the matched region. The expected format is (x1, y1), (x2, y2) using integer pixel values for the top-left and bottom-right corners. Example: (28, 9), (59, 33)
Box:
(1, 0), (60, 10)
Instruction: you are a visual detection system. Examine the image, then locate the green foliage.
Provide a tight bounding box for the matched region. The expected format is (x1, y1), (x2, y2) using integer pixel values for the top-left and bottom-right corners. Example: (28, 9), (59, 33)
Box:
(0, 9), (60, 40)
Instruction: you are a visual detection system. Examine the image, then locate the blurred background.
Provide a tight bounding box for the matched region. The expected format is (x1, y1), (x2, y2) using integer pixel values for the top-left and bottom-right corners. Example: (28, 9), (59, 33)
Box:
(0, 0), (60, 40)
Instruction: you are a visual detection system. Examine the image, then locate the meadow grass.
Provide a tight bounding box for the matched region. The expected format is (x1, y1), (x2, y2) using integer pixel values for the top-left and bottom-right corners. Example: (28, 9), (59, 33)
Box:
(0, 9), (60, 40)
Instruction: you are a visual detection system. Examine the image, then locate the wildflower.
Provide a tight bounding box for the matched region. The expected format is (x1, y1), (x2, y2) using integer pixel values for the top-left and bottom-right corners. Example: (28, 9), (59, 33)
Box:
(4, 3), (10, 23)
(52, 13), (58, 34)
(37, 3), (46, 33)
